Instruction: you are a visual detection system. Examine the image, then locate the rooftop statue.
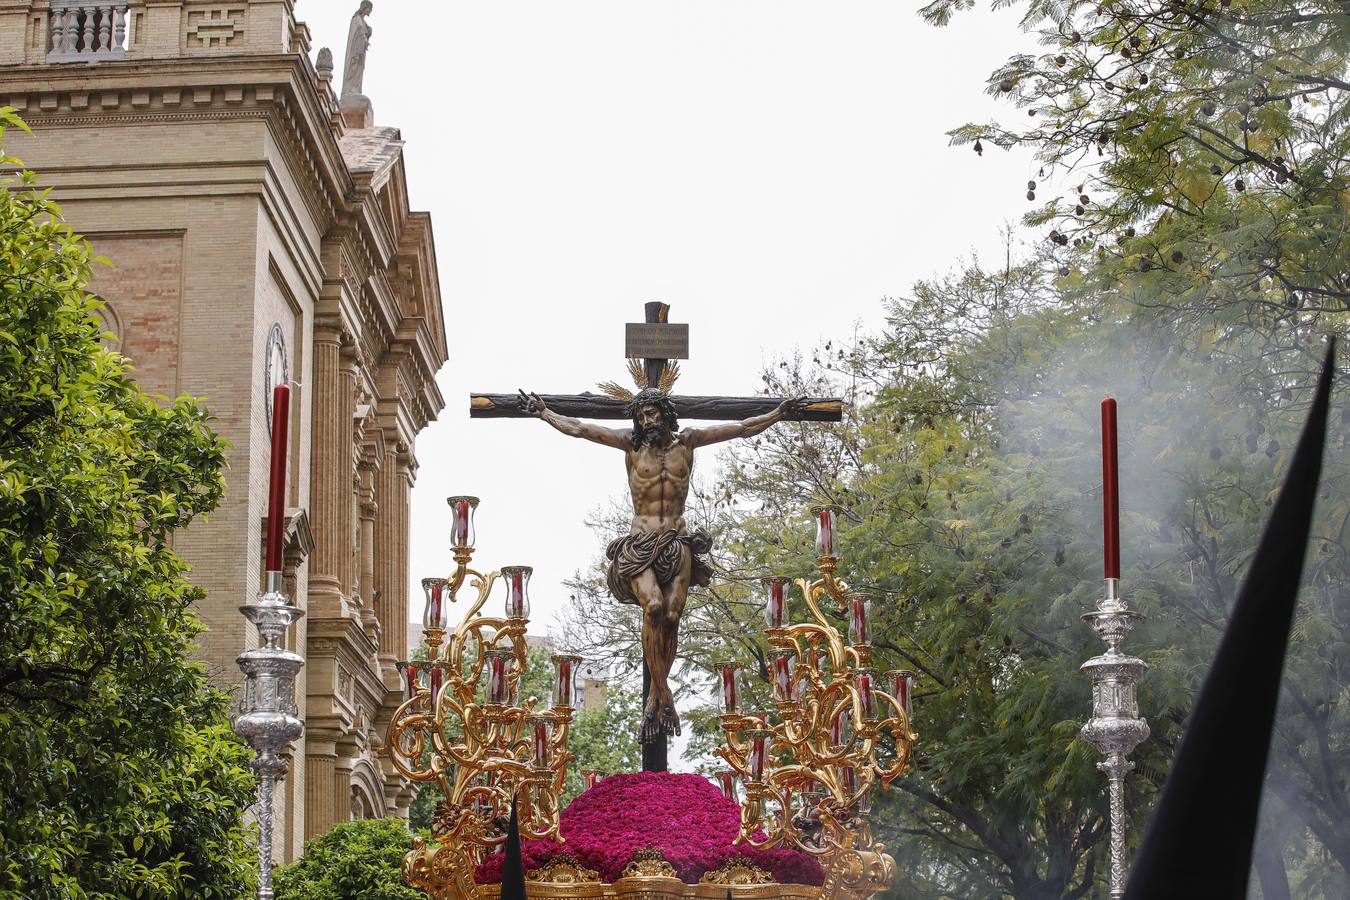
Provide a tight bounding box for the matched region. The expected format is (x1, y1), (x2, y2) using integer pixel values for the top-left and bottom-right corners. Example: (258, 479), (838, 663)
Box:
(342, 1), (373, 100)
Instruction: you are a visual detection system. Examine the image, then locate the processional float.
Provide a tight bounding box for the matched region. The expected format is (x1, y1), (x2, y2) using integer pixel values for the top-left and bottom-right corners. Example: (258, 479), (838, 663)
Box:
(385, 499), (916, 899)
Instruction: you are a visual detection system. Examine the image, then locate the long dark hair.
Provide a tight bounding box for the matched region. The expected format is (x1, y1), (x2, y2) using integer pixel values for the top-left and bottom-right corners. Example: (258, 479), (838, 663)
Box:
(629, 389), (679, 448)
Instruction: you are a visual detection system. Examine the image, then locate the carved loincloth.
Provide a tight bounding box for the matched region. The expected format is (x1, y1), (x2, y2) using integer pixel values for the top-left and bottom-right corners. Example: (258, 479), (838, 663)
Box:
(605, 529), (714, 605)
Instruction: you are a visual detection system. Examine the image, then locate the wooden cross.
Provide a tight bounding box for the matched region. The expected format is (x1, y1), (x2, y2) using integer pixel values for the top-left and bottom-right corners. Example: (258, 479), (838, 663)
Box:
(470, 302), (844, 424)
(468, 303), (843, 771)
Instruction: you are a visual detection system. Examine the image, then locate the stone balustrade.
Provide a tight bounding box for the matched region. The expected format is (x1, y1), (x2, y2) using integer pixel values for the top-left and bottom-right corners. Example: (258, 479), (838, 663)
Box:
(48, 2), (129, 63)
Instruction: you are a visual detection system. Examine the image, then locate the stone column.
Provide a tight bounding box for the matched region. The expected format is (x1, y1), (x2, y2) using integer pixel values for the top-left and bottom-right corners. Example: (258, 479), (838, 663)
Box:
(307, 322), (346, 613)
(303, 730), (339, 841)
(334, 753), (355, 825)
(374, 445), (402, 669)
(357, 455), (381, 645)
(309, 321), (360, 618)
(394, 445), (416, 663)
(335, 359), (357, 603)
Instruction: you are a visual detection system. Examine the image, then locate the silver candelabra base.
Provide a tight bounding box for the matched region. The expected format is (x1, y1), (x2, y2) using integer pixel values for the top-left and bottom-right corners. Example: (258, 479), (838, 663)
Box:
(1081, 578), (1148, 900)
(233, 571), (305, 900)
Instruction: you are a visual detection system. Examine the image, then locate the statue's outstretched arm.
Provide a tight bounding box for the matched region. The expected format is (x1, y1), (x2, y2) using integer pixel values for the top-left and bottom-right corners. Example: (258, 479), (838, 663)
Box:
(683, 398), (801, 449)
(517, 390), (631, 449)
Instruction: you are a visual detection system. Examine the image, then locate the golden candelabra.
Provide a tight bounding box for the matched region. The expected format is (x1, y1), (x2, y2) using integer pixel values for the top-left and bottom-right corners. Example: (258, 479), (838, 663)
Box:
(388, 500), (914, 900)
(387, 496), (578, 899)
(713, 506), (917, 900)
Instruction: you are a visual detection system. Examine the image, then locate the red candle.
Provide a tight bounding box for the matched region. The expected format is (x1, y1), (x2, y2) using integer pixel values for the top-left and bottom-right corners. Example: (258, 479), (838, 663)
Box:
(813, 506), (839, 557)
(428, 664), (443, 703)
(857, 669), (877, 719)
(830, 708), (848, 747)
(1101, 398), (1120, 580)
(715, 662), (739, 713)
(401, 661), (420, 700)
(888, 669), (916, 717)
(771, 650), (795, 702)
(532, 718), (552, 767)
(265, 383), (290, 573)
(486, 650), (512, 705)
(763, 576), (790, 628)
(553, 654), (580, 709)
(748, 729), (769, 781)
(847, 594), (871, 646)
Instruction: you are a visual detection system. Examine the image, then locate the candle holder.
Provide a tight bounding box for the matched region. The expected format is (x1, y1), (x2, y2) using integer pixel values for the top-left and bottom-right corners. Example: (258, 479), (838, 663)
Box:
(386, 496), (575, 900)
(1081, 578), (1149, 900)
(712, 509), (915, 900)
(233, 571), (305, 900)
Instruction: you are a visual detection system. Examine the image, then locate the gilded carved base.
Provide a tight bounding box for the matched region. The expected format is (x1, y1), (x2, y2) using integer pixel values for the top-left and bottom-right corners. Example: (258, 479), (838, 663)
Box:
(473, 881), (819, 900)
(403, 838), (894, 900)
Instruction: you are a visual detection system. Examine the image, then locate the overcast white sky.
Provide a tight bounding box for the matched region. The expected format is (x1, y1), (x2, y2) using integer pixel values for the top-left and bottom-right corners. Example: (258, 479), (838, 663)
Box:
(301, 1), (1034, 634)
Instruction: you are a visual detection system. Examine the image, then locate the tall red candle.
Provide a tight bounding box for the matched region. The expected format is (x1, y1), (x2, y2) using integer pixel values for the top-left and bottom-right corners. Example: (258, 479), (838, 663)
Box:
(265, 383), (291, 573)
(1101, 397), (1120, 580)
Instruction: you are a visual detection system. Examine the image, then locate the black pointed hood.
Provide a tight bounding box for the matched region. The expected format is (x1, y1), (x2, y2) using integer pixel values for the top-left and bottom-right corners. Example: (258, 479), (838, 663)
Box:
(1124, 341), (1336, 898)
(501, 794), (527, 900)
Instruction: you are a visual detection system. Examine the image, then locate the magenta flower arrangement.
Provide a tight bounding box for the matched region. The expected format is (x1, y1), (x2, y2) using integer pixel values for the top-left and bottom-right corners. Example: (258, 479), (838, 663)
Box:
(473, 772), (824, 886)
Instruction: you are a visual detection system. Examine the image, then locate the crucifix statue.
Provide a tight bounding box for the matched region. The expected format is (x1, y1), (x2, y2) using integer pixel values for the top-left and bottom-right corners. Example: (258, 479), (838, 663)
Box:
(470, 303), (841, 770)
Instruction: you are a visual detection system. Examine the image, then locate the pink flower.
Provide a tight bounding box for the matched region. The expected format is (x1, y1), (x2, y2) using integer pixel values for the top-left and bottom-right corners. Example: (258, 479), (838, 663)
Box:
(473, 772), (823, 886)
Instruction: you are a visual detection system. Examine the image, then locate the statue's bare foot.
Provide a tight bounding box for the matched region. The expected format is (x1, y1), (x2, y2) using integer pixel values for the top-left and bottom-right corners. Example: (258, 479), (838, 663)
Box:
(658, 702), (681, 737)
(640, 704), (660, 744)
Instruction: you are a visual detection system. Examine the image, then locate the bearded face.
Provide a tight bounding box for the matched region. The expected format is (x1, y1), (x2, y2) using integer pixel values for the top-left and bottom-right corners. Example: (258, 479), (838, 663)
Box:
(636, 403), (668, 445)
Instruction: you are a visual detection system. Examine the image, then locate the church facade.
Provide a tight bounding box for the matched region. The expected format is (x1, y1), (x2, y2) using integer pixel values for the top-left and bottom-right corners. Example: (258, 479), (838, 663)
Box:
(0, 0), (446, 860)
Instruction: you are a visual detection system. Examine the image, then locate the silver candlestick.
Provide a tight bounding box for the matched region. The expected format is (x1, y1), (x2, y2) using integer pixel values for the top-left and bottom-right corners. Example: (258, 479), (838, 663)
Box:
(233, 570), (305, 900)
(1081, 577), (1149, 900)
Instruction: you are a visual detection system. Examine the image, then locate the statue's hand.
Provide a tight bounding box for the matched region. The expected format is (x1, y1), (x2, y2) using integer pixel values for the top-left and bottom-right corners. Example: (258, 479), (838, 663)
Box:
(517, 389), (547, 417)
(777, 395), (808, 418)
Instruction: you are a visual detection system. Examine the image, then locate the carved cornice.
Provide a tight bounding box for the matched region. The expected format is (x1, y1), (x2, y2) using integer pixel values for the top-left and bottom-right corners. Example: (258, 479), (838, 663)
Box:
(0, 56), (350, 236)
(0, 50), (447, 487)
(283, 507), (315, 560)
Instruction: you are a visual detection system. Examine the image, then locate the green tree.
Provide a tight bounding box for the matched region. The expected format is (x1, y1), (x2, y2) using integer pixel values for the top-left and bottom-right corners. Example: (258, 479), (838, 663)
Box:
(563, 684), (642, 802)
(273, 819), (423, 900)
(937, 0), (1350, 325)
(0, 109), (255, 898)
(928, 0), (1350, 891)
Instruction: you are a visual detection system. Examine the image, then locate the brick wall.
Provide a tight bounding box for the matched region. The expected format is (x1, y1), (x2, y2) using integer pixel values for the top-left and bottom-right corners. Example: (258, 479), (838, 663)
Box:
(87, 232), (184, 400)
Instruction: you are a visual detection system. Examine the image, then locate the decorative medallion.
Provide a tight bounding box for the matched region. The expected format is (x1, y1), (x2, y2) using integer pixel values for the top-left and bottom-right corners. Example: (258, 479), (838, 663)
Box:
(528, 852), (602, 884)
(264, 322), (289, 433)
(698, 856), (774, 885)
(620, 845), (677, 879)
(430, 801), (465, 839)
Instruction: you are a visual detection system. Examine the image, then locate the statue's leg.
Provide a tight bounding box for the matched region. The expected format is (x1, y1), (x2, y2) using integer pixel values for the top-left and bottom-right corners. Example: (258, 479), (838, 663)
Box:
(654, 548), (693, 738)
(634, 569), (667, 744)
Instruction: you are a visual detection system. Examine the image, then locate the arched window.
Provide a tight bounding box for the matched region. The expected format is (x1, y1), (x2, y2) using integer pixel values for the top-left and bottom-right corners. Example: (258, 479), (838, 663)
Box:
(92, 297), (121, 348)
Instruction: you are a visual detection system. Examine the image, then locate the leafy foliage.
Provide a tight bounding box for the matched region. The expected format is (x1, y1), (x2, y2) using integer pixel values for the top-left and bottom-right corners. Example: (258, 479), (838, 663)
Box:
(0, 109), (255, 899)
(939, 0), (1350, 322)
(272, 819), (424, 900)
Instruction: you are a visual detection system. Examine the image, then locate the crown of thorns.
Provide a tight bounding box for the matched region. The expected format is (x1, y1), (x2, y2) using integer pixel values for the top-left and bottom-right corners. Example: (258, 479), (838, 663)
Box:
(597, 359), (680, 407)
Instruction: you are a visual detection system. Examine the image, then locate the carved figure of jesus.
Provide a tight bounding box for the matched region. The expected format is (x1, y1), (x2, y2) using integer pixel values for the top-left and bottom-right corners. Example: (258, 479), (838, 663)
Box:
(518, 387), (800, 743)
